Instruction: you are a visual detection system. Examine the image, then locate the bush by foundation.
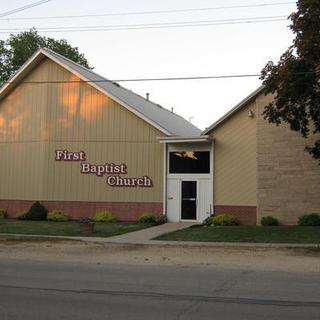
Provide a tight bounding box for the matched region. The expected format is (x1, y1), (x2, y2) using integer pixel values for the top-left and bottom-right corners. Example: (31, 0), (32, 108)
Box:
(155, 214), (167, 225)
(261, 216), (279, 226)
(139, 213), (157, 223)
(47, 210), (69, 222)
(24, 201), (48, 221)
(212, 214), (238, 226)
(298, 213), (320, 226)
(202, 216), (214, 226)
(93, 211), (116, 222)
(0, 209), (7, 219)
(16, 211), (28, 220)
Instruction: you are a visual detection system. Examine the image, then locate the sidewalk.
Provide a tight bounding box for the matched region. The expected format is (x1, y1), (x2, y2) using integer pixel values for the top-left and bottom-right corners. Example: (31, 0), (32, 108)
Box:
(0, 223), (195, 245)
(102, 222), (195, 244)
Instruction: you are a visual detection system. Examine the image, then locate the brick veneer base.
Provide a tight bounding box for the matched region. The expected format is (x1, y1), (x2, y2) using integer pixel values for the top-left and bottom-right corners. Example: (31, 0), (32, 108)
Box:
(0, 200), (163, 221)
(214, 205), (257, 225)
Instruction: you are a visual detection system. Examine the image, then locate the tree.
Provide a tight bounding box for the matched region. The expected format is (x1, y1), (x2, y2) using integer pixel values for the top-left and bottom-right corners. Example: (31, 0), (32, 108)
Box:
(0, 29), (91, 85)
(260, 0), (320, 161)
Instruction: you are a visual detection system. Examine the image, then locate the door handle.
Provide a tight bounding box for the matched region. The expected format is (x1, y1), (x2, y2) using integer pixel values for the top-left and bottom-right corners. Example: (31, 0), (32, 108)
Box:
(168, 197), (173, 200)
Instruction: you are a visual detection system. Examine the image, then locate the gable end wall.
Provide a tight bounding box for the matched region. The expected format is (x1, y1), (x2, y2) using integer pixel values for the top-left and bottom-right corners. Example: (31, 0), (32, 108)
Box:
(0, 58), (165, 219)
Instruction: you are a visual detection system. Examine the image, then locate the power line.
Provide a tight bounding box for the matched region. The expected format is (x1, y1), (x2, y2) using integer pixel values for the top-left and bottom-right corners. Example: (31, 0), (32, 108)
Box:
(0, 19), (287, 33)
(4, 71), (315, 85)
(0, 0), (51, 18)
(0, 15), (287, 31)
(0, 1), (295, 20)
(0, 16), (289, 34)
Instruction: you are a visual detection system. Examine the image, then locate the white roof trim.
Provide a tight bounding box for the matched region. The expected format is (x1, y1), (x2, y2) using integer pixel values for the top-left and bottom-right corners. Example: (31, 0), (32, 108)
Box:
(0, 49), (44, 98)
(202, 86), (265, 135)
(158, 135), (211, 144)
(0, 48), (172, 136)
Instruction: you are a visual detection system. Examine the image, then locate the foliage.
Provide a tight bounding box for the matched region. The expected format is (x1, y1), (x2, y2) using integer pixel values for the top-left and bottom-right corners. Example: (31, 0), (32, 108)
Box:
(139, 213), (157, 223)
(93, 211), (117, 223)
(212, 214), (238, 226)
(47, 210), (69, 222)
(15, 211), (28, 220)
(0, 210), (7, 219)
(260, 216), (279, 226)
(298, 213), (320, 226)
(202, 215), (214, 226)
(155, 214), (167, 225)
(25, 201), (48, 221)
(78, 218), (94, 225)
(0, 28), (91, 85)
(260, 0), (320, 161)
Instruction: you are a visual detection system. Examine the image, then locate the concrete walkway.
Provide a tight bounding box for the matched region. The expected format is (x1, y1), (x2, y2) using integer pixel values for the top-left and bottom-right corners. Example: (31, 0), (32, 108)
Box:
(102, 222), (195, 244)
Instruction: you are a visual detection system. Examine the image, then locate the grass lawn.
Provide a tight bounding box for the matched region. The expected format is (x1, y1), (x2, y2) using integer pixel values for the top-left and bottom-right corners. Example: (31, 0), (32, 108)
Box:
(154, 226), (320, 244)
(0, 219), (152, 238)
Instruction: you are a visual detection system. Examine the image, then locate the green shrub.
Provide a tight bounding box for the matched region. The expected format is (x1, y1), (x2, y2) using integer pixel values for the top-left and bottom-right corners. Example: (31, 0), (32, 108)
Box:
(25, 201), (48, 221)
(261, 216), (279, 226)
(155, 214), (167, 225)
(203, 216), (214, 226)
(0, 209), (7, 219)
(212, 214), (238, 226)
(298, 213), (320, 226)
(16, 211), (28, 220)
(93, 211), (117, 222)
(139, 213), (157, 223)
(47, 210), (69, 222)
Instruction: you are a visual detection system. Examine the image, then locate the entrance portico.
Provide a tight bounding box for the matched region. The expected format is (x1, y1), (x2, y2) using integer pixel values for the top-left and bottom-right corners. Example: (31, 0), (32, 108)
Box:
(159, 136), (213, 223)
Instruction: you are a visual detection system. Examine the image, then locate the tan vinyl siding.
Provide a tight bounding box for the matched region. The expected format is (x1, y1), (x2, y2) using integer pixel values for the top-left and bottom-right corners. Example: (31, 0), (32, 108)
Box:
(209, 102), (257, 206)
(0, 58), (164, 203)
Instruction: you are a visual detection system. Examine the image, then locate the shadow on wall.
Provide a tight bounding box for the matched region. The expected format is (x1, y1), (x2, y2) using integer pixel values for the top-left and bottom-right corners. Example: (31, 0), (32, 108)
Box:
(58, 74), (106, 129)
(0, 89), (29, 141)
(0, 74), (109, 142)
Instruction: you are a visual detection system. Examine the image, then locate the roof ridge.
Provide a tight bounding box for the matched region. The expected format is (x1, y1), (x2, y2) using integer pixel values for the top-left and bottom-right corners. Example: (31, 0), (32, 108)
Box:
(117, 87), (188, 120)
(42, 47), (190, 121)
(40, 48), (201, 136)
(42, 47), (111, 81)
(0, 47), (201, 136)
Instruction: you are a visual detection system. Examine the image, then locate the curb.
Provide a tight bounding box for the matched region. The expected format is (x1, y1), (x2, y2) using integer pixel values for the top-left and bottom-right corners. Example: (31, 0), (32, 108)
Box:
(0, 233), (319, 249)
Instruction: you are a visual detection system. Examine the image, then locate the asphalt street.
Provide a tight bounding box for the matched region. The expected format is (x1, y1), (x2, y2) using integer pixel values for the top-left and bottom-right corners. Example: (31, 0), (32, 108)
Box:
(0, 259), (319, 320)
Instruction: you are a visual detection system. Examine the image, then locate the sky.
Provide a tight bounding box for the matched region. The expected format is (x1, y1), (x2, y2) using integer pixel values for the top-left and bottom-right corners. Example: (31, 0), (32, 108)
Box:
(0, 0), (297, 130)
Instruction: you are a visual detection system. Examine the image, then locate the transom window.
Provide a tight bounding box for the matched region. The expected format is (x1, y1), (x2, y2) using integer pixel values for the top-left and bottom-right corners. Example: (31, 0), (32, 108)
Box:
(169, 151), (210, 174)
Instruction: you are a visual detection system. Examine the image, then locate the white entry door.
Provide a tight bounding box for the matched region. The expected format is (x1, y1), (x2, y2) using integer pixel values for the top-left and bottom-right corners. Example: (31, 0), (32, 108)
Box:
(180, 180), (197, 221)
(167, 179), (198, 222)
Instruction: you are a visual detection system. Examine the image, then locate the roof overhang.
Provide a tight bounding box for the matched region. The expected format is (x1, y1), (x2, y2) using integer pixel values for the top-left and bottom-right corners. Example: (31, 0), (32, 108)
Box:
(202, 85), (265, 135)
(0, 49), (46, 101)
(158, 135), (212, 144)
